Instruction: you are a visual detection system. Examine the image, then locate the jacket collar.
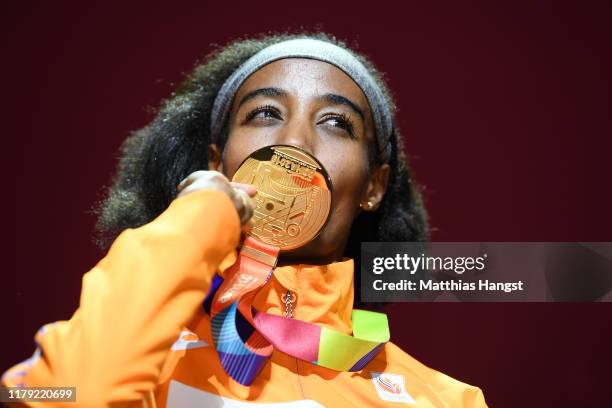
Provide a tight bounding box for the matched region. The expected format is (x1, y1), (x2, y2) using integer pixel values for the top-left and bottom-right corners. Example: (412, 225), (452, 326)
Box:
(251, 259), (355, 335)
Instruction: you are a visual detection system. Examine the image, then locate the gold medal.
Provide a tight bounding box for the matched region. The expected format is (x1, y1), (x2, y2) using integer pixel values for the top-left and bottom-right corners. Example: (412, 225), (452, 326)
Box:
(232, 145), (333, 251)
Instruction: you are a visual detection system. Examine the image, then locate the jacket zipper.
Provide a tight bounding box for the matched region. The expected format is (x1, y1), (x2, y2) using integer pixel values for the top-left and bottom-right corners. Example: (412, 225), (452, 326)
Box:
(283, 290), (295, 319)
(282, 289), (306, 398)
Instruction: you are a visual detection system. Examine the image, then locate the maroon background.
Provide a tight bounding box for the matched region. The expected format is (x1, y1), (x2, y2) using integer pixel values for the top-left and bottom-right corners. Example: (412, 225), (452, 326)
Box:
(5, 1), (612, 406)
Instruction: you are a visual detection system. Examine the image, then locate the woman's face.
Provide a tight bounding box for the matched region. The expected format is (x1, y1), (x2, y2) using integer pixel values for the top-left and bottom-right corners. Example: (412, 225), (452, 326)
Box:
(210, 58), (388, 264)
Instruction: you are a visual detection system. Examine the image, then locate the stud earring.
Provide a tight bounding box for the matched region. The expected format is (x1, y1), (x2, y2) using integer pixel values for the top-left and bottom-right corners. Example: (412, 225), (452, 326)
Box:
(360, 201), (374, 210)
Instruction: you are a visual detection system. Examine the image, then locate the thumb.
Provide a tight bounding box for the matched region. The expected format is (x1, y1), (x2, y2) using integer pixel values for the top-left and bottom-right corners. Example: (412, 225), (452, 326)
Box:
(231, 182), (257, 197)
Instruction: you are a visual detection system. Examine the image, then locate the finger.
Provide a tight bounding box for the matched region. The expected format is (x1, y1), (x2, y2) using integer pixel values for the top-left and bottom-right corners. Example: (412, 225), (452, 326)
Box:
(177, 178), (189, 192)
(176, 184), (198, 198)
(178, 170), (227, 192)
(241, 217), (254, 235)
(177, 172), (200, 191)
(235, 188), (254, 225)
(231, 182), (257, 197)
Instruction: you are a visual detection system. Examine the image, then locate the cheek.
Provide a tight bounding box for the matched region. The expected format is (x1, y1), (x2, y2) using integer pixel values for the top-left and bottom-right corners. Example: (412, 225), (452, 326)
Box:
(323, 148), (370, 215)
(313, 149), (369, 248)
(221, 131), (265, 179)
(221, 144), (242, 179)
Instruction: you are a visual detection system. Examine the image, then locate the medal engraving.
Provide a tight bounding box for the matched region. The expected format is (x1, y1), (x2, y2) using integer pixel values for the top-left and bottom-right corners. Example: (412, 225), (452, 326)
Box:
(232, 145), (332, 250)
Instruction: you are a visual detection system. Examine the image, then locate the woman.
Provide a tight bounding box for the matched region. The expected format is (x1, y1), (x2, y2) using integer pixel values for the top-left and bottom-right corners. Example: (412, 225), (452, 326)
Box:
(3, 32), (487, 407)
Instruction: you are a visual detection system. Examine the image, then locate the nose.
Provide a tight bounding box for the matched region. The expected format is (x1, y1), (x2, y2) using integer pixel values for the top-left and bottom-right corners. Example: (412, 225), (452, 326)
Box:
(274, 115), (316, 155)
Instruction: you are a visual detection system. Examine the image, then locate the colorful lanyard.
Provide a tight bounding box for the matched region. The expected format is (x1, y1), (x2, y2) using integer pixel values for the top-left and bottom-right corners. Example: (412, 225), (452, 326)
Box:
(203, 237), (390, 386)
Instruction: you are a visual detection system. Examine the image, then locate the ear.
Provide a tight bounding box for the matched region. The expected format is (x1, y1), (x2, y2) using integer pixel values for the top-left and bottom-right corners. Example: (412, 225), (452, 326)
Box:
(208, 144), (224, 172)
(360, 164), (390, 211)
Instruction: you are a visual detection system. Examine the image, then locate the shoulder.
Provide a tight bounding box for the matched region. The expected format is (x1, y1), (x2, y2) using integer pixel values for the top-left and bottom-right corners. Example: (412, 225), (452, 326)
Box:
(366, 342), (488, 407)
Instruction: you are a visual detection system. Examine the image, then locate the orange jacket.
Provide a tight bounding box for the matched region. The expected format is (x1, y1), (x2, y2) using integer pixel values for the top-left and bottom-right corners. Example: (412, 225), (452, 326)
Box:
(3, 190), (487, 407)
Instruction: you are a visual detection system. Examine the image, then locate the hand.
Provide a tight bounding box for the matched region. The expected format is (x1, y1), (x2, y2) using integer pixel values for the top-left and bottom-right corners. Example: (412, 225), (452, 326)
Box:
(176, 171), (256, 226)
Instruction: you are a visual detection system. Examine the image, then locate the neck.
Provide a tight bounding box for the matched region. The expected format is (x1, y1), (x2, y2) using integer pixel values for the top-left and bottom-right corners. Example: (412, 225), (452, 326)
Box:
(276, 236), (348, 267)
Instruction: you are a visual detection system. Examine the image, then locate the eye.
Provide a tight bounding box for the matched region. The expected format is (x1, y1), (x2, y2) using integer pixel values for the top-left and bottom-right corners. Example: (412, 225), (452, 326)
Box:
(319, 113), (355, 138)
(244, 105), (282, 123)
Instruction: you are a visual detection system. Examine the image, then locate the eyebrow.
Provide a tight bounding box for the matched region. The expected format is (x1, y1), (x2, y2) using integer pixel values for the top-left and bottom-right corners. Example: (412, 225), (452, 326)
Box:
(237, 87), (287, 108)
(318, 93), (365, 121)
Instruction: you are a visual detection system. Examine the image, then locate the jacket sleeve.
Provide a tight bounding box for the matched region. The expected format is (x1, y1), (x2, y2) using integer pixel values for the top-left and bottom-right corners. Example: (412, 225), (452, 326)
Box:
(465, 387), (488, 408)
(1, 190), (241, 407)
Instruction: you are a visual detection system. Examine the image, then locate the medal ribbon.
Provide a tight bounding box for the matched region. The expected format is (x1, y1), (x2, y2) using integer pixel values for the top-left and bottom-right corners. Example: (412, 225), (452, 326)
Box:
(204, 237), (390, 386)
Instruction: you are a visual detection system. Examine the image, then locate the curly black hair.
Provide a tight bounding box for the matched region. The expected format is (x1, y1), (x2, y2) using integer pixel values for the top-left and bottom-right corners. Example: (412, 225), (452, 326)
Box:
(94, 31), (429, 277)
